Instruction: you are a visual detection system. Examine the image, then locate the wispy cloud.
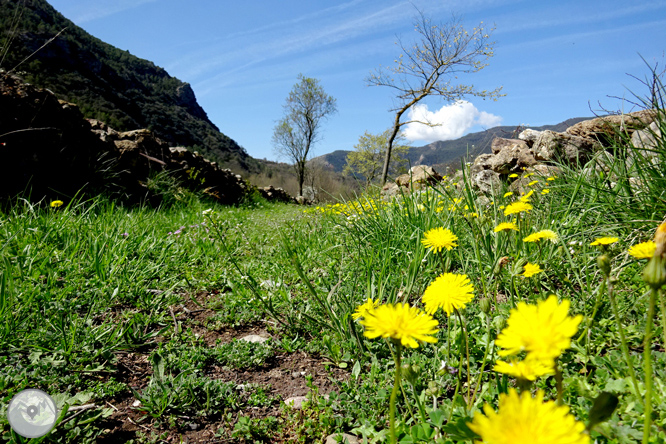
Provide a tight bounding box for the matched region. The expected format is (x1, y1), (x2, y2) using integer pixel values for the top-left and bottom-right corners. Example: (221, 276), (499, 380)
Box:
(497, 18), (666, 54)
(403, 101), (502, 142)
(55, 0), (160, 24)
(168, 2), (410, 80)
(494, 1), (666, 34)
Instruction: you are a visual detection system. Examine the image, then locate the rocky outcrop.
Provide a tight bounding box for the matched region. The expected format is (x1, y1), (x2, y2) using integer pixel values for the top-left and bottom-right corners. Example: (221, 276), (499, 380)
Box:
(380, 110), (661, 199)
(257, 185), (295, 203)
(0, 73), (290, 205)
(382, 165), (443, 196)
(468, 109), (660, 193)
(565, 110), (657, 142)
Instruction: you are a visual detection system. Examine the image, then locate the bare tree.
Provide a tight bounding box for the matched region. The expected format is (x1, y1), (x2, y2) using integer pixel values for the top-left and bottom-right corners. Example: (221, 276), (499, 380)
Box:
(272, 74), (337, 197)
(368, 10), (504, 185)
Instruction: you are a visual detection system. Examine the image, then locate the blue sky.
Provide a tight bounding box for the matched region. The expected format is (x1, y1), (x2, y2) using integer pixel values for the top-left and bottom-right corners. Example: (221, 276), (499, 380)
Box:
(48, 0), (666, 161)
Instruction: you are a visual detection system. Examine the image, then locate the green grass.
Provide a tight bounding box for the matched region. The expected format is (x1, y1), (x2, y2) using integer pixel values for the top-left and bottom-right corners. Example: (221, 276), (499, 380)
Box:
(1, 102), (666, 443)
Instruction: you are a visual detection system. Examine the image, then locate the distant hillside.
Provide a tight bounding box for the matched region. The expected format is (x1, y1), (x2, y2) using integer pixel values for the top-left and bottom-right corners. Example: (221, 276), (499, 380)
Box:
(0, 0), (255, 171)
(315, 117), (591, 173)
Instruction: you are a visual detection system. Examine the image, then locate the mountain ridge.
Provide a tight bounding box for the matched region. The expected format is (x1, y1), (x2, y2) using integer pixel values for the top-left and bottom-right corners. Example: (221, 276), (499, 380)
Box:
(314, 117), (592, 173)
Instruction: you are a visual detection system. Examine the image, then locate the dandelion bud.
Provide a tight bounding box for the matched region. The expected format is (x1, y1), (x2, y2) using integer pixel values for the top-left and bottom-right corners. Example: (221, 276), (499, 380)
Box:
(402, 364), (420, 385)
(642, 222), (666, 290)
(597, 255), (611, 277)
(655, 222), (666, 258)
(479, 297), (492, 314)
(643, 255), (666, 290)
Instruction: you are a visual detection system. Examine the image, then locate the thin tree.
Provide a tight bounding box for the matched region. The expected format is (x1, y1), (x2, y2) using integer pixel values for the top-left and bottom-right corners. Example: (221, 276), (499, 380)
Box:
(368, 10), (504, 185)
(272, 74), (337, 197)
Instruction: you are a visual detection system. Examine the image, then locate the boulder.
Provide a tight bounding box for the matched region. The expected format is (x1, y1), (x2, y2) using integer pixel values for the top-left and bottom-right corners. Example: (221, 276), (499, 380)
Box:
(488, 139), (538, 174)
(472, 169), (501, 194)
(258, 185), (294, 203)
(395, 165), (443, 188)
(470, 154), (494, 176)
(382, 165), (443, 197)
(531, 130), (601, 164)
(491, 137), (529, 155)
(565, 110), (657, 144)
(518, 129), (542, 147)
(631, 121), (662, 152)
(526, 164), (562, 179)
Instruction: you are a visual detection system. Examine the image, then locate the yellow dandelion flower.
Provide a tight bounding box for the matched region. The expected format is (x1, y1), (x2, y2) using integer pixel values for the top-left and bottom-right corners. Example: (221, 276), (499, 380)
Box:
(523, 230), (558, 243)
(493, 356), (555, 381)
(522, 262), (543, 278)
(352, 298), (380, 321)
(360, 303), (438, 348)
(496, 295), (582, 360)
(468, 389), (590, 444)
(421, 227), (458, 253)
(541, 189), (550, 195)
(494, 222), (519, 232)
(524, 173), (534, 177)
(504, 201), (533, 216)
(590, 237), (619, 246)
(628, 241), (657, 259)
(422, 273), (475, 316)
(50, 200), (64, 208)
(528, 180), (539, 186)
(503, 191), (513, 198)
(547, 176), (556, 181)
(520, 190), (535, 202)
(508, 173), (519, 178)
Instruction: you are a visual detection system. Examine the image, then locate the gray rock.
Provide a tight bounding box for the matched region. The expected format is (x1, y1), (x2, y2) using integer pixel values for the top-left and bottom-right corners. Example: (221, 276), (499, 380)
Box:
(472, 169), (501, 194)
(631, 121), (662, 152)
(491, 137), (529, 155)
(566, 110), (656, 142)
(239, 334), (270, 343)
(532, 130), (601, 164)
(518, 129), (542, 146)
(284, 396), (309, 409)
(325, 433), (362, 444)
(470, 153), (494, 176)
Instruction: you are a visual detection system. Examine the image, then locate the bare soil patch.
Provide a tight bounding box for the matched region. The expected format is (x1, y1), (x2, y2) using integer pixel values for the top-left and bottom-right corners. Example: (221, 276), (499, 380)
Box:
(95, 291), (349, 443)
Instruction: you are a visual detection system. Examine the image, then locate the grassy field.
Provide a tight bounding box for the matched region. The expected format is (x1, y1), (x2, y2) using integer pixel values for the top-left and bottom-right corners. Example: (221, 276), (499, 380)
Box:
(1, 110), (666, 443)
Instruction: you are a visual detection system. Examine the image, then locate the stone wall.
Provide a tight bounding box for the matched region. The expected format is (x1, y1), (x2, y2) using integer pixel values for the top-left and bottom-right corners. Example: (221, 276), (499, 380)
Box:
(0, 73), (293, 205)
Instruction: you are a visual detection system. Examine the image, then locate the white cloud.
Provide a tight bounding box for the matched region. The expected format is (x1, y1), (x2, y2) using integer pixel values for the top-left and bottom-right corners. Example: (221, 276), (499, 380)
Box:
(402, 101), (502, 143)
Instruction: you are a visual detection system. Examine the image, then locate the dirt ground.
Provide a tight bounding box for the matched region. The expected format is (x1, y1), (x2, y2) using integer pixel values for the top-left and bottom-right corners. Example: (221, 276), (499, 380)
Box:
(95, 291), (349, 443)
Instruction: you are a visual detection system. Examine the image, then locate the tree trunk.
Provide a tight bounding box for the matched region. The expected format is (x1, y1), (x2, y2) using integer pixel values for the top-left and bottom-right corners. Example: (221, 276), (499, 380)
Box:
(380, 110), (405, 185)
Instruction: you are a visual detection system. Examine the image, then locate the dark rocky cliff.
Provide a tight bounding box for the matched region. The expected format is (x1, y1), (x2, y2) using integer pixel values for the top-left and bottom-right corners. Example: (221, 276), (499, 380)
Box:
(0, 0), (255, 171)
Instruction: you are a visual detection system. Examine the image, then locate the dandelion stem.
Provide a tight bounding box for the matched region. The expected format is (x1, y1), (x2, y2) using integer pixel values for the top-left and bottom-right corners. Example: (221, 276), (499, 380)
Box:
(576, 278), (605, 343)
(389, 342), (402, 444)
(555, 363), (563, 405)
(510, 276), (519, 307)
(607, 275), (643, 404)
(642, 288), (657, 444)
(454, 307), (471, 408)
(470, 312), (493, 406)
(660, 289), (666, 368)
